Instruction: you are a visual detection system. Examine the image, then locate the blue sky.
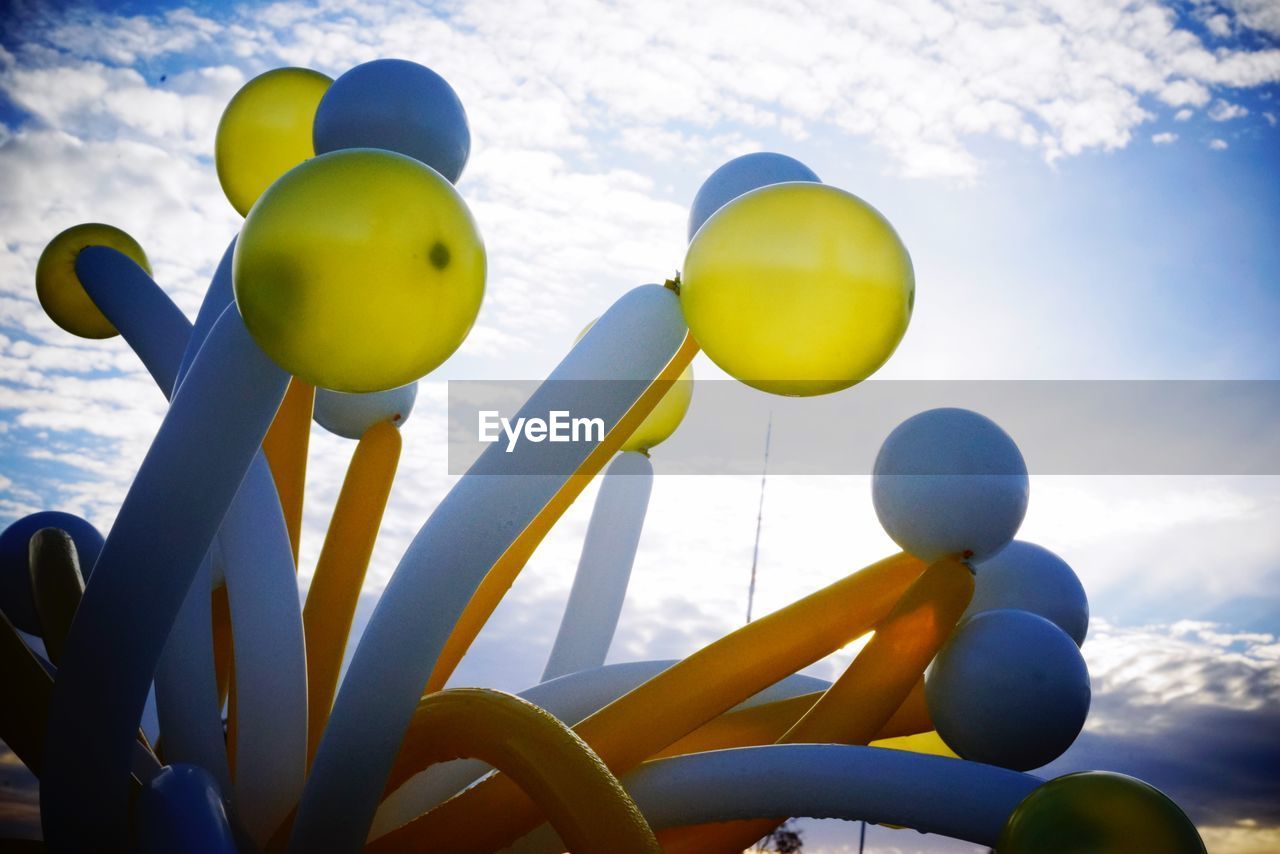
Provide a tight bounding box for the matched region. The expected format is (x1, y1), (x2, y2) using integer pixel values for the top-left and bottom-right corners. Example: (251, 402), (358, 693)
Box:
(1, 1), (1279, 851)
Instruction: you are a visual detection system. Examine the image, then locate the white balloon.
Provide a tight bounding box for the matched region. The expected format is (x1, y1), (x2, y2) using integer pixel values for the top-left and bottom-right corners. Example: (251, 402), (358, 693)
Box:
(967, 541), (1089, 645)
(313, 383), (417, 440)
(872, 407), (1028, 562)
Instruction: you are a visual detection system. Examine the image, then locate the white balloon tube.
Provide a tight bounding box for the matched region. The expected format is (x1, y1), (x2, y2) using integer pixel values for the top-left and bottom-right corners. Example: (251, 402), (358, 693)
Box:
(74, 242), (233, 791)
(542, 452), (653, 682)
(41, 273), (289, 849)
(154, 554), (230, 792)
(292, 286), (692, 854)
(77, 244), (308, 844)
(519, 744), (1041, 853)
(371, 662), (830, 839)
(215, 457), (308, 846)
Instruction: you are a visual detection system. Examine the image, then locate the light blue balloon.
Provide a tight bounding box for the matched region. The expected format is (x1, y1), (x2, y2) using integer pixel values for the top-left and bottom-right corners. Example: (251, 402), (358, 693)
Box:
(926, 609), (1090, 771)
(314, 383), (417, 440)
(41, 248), (289, 849)
(313, 58), (470, 183)
(872, 407), (1029, 562)
(137, 764), (237, 854)
(687, 152), (820, 241)
(0, 512), (103, 635)
(967, 541), (1089, 646)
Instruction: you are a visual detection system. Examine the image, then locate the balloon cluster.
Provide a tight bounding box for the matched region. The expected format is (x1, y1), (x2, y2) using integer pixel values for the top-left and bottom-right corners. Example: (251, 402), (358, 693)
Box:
(3, 55), (1205, 854)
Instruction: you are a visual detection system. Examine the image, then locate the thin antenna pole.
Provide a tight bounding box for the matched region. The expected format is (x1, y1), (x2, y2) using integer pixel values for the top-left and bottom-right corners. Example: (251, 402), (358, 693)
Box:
(858, 819), (866, 853)
(745, 413), (772, 624)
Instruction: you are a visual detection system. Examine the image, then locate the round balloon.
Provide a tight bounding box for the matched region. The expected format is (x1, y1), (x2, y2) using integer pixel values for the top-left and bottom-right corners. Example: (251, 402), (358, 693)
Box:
(681, 182), (913, 396)
(967, 541), (1089, 646)
(36, 223), (150, 338)
(926, 609), (1090, 771)
(872, 407), (1028, 562)
(313, 58), (470, 183)
(233, 148), (486, 393)
(999, 772), (1205, 853)
(215, 67), (332, 216)
(621, 362), (693, 453)
(137, 764), (237, 854)
(314, 383), (418, 440)
(0, 511), (103, 635)
(687, 152), (820, 241)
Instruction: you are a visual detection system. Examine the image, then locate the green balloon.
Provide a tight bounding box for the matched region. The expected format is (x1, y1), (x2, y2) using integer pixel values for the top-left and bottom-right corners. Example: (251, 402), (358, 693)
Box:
(999, 771), (1205, 853)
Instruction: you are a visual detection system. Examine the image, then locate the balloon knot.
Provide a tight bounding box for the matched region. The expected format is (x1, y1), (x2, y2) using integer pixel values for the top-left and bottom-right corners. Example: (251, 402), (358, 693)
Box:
(663, 271), (681, 294)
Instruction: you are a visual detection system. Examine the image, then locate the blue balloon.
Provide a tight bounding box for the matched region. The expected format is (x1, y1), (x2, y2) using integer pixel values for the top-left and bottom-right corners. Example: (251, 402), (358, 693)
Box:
(314, 382), (417, 440)
(926, 609), (1090, 771)
(967, 541), (1090, 646)
(0, 511), (103, 635)
(687, 152), (820, 241)
(137, 764), (236, 854)
(313, 58), (470, 183)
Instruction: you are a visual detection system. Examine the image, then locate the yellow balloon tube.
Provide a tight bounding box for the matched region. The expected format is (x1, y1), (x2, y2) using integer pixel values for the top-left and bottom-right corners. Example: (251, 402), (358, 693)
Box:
(262, 378), (314, 566)
(304, 420), (402, 765)
(652, 676), (930, 761)
(378, 688), (659, 854)
(660, 555), (974, 854)
(367, 552), (926, 853)
(422, 333), (701, 694)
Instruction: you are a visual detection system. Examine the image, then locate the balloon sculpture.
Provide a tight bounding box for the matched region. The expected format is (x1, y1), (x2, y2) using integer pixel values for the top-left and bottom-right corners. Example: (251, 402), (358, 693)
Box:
(0, 57), (1206, 854)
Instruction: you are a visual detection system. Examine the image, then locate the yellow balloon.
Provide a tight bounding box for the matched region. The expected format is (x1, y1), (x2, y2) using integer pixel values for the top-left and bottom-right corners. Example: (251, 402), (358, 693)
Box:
(680, 182), (913, 396)
(35, 223), (151, 339)
(233, 148), (486, 393)
(215, 67), (332, 217)
(576, 319), (693, 452)
(621, 362), (692, 452)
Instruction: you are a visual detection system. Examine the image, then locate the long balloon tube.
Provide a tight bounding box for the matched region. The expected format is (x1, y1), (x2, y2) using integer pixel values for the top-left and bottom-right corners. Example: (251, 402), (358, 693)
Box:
(211, 584), (233, 705)
(75, 235), (228, 764)
(365, 551), (926, 854)
(289, 285), (694, 854)
(28, 529), (162, 768)
(542, 451), (653, 682)
(175, 236), (236, 385)
(262, 378), (314, 565)
(523, 745), (1041, 853)
(423, 329), (699, 692)
(304, 420), (402, 765)
(75, 245), (308, 843)
(1, 606), (160, 782)
(27, 528), (87, 666)
(661, 555), (974, 853)
(40, 251), (289, 849)
(217, 458), (309, 845)
(654, 676), (930, 760)
(154, 554), (231, 791)
(0, 609), (55, 775)
(385, 689), (659, 854)
(175, 237), (236, 709)
(371, 663), (830, 839)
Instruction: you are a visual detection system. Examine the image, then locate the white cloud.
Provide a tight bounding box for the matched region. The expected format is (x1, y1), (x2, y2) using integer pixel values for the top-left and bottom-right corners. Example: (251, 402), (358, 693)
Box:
(1209, 99), (1250, 121)
(1210, 137), (1230, 149)
(1218, 0), (1280, 37)
(1152, 131), (1178, 143)
(1175, 107), (1195, 120)
(1205, 13), (1234, 37)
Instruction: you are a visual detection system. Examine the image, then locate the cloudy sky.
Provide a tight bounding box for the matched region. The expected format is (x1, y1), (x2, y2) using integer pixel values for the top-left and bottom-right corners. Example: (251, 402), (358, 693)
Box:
(2, 0), (1279, 851)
